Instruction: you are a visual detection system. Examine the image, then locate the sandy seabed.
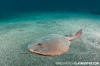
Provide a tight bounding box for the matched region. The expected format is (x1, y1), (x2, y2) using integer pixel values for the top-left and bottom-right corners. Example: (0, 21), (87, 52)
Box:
(0, 12), (100, 66)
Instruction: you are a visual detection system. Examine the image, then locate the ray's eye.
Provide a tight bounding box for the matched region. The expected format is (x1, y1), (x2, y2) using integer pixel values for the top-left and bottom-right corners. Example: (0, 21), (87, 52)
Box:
(34, 43), (42, 51)
(38, 43), (42, 46)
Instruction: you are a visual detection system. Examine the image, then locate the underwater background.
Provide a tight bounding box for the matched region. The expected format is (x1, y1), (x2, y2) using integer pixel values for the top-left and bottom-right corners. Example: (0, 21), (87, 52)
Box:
(0, 0), (100, 66)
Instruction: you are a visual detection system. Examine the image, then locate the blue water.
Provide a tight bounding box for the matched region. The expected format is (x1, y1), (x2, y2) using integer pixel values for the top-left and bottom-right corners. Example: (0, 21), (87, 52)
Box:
(0, 12), (100, 66)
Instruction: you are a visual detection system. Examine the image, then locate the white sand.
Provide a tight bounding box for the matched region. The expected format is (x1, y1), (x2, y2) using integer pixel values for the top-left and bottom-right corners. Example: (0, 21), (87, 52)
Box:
(0, 12), (100, 66)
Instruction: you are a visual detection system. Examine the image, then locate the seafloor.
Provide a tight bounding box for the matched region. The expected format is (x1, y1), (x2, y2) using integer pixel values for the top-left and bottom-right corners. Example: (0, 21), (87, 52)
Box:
(0, 12), (100, 66)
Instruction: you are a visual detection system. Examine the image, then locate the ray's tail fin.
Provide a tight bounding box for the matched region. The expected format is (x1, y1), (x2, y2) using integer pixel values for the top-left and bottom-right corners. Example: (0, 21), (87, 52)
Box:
(74, 29), (82, 39)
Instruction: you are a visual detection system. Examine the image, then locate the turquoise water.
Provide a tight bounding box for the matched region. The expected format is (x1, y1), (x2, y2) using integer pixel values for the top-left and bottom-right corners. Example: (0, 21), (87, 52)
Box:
(0, 12), (100, 66)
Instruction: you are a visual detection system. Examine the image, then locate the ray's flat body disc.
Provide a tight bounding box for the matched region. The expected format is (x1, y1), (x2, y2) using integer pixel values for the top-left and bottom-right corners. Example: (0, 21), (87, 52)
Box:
(28, 34), (71, 56)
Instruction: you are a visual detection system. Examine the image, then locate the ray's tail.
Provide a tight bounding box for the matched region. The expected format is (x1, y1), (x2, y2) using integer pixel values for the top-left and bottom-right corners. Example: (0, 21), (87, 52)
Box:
(74, 29), (82, 39)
